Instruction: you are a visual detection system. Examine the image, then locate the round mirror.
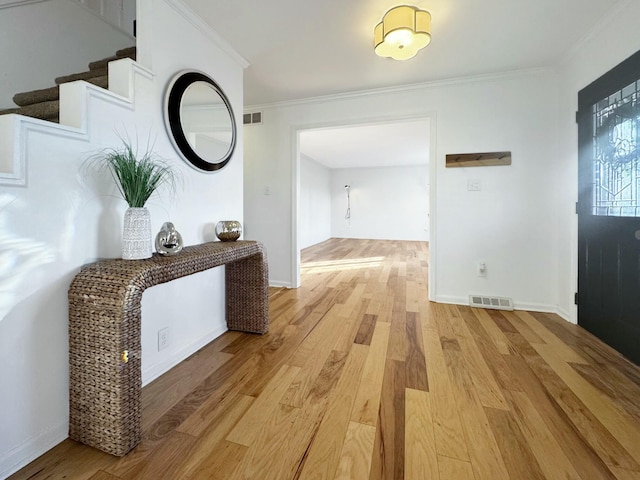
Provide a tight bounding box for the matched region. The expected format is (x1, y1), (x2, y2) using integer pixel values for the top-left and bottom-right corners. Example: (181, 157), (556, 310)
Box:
(164, 71), (236, 172)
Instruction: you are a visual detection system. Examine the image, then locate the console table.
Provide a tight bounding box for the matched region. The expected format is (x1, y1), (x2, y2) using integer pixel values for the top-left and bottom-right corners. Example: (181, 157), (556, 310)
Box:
(68, 240), (269, 456)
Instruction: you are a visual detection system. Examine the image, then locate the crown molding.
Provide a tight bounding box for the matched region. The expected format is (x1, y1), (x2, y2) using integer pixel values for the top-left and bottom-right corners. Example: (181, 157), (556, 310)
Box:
(246, 67), (553, 111)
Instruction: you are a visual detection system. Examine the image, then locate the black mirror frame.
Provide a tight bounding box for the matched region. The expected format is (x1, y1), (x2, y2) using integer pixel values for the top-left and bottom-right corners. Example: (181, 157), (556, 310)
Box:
(164, 70), (237, 172)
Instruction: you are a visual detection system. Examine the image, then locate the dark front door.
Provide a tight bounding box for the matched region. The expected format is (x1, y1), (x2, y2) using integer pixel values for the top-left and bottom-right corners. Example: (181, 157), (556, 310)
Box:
(577, 49), (640, 365)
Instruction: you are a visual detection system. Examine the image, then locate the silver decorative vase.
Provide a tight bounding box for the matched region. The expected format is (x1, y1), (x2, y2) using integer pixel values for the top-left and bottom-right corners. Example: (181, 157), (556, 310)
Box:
(215, 220), (242, 242)
(122, 207), (152, 260)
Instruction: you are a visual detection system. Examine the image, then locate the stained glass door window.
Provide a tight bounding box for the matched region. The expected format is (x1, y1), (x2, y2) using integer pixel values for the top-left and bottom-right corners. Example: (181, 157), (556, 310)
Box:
(592, 80), (640, 216)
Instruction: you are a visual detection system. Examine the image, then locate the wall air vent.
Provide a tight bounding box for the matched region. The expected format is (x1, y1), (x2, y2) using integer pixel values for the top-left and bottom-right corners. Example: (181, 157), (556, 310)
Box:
(243, 111), (262, 125)
(469, 295), (513, 311)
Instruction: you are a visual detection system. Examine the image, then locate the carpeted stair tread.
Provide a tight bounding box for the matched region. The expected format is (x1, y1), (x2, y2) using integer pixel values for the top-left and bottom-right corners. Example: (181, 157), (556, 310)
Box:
(86, 75), (109, 89)
(13, 75), (109, 107)
(89, 55), (119, 71)
(13, 85), (58, 107)
(17, 100), (60, 120)
(0, 107), (20, 116)
(0, 45), (135, 123)
(116, 46), (136, 58)
(0, 101), (59, 122)
(86, 74), (109, 88)
(55, 67), (108, 85)
(88, 46), (136, 71)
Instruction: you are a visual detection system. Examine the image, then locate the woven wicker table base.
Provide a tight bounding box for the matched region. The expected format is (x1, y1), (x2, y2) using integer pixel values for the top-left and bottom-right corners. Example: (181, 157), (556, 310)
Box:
(68, 241), (269, 456)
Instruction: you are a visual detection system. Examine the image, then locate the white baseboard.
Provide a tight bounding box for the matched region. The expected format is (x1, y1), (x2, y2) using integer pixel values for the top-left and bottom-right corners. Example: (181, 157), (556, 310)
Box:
(433, 294), (469, 306)
(142, 325), (228, 386)
(0, 421), (67, 479)
(433, 295), (558, 314)
(555, 305), (576, 324)
(269, 280), (293, 288)
(511, 301), (556, 313)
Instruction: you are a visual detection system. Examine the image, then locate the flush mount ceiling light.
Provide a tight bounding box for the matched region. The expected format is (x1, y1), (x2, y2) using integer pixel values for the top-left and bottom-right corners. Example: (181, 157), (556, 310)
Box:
(374, 5), (431, 60)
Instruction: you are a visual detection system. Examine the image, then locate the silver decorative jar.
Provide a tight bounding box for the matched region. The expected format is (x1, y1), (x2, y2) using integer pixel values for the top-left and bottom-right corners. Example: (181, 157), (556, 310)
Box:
(215, 220), (242, 242)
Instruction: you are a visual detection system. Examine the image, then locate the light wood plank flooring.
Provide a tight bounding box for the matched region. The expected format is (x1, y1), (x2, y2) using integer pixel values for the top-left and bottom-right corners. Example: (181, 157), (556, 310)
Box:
(10, 238), (640, 479)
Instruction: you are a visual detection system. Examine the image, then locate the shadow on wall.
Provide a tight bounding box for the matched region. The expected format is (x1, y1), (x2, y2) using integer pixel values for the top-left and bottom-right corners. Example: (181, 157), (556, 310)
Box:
(0, 194), (54, 322)
(0, 276), (74, 458)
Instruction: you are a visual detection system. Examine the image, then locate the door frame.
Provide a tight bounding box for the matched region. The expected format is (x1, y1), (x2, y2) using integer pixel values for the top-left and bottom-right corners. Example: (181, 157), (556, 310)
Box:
(291, 112), (438, 300)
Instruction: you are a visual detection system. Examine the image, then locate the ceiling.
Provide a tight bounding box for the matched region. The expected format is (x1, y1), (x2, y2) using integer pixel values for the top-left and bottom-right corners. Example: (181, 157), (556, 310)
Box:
(182, 0), (620, 169)
(183, 0), (621, 106)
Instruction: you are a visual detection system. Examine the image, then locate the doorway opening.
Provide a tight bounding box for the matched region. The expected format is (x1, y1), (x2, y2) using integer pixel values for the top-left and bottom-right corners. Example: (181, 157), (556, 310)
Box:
(292, 115), (436, 299)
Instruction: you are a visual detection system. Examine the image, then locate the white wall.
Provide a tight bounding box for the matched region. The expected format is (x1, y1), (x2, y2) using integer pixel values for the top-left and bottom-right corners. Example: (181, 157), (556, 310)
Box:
(74, 0), (137, 36)
(299, 154), (331, 249)
(555, 0), (640, 322)
(331, 166), (429, 241)
(245, 71), (560, 312)
(298, 158), (428, 248)
(0, 0), (134, 109)
(0, 0), (245, 476)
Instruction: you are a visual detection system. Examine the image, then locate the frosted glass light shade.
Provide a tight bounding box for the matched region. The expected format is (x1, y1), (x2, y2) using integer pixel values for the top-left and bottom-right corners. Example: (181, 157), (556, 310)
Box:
(374, 5), (431, 60)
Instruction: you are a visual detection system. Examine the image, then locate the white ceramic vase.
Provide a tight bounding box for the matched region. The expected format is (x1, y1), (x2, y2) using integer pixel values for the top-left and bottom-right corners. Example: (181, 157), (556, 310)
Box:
(122, 207), (152, 260)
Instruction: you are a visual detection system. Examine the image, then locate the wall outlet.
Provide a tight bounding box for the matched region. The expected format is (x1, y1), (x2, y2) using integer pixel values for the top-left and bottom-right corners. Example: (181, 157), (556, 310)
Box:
(468, 179), (482, 191)
(158, 327), (169, 351)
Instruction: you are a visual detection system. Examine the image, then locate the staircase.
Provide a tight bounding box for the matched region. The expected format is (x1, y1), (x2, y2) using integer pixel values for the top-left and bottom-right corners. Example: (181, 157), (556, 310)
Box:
(0, 46), (136, 124)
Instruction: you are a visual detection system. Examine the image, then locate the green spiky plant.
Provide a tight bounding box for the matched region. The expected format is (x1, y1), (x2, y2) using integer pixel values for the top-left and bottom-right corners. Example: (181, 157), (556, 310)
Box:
(103, 141), (176, 208)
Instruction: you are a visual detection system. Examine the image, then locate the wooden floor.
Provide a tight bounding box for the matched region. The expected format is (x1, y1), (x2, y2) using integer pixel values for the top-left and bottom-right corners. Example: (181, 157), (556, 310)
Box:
(10, 238), (640, 480)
